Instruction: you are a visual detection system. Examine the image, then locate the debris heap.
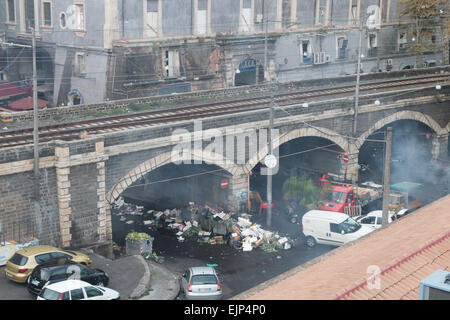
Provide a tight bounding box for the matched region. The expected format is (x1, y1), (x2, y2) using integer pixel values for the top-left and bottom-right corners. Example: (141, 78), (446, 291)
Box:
(113, 198), (293, 253)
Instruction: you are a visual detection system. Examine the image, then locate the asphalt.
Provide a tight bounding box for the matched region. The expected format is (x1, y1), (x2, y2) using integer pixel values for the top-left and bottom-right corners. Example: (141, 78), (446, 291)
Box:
(80, 248), (179, 300)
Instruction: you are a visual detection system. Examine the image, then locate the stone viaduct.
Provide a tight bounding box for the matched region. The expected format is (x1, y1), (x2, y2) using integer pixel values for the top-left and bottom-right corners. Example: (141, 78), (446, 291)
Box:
(0, 86), (449, 256)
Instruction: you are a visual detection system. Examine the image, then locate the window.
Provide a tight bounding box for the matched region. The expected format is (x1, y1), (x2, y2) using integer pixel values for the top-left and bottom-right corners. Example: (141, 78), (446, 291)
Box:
(196, 0), (208, 35)
(84, 286), (103, 298)
(0, 72), (7, 81)
(62, 291), (70, 300)
(74, 3), (85, 30)
(315, 0), (328, 25)
(9, 253), (28, 266)
(339, 218), (361, 234)
(337, 37), (348, 59)
(368, 33), (378, 57)
(25, 0), (36, 31)
(60, 12), (67, 28)
(282, 0), (291, 29)
(241, 0), (252, 33)
(7, 0), (16, 23)
(330, 223), (341, 233)
(300, 40), (312, 63)
(42, 1), (52, 27)
(147, 0), (158, 12)
(350, 0), (359, 25)
(41, 288), (60, 300)
(361, 216), (376, 224)
(191, 275), (218, 285)
(79, 265), (91, 276)
(75, 52), (86, 75)
(398, 31), (407, 50)
(376, 217), (382, 225)
(70, 288), (85, 300)
(144, 0), (159, 37)
(164, 50), (180, 77)
(50, 252), (71, 260)
(35, 253), (52, 264)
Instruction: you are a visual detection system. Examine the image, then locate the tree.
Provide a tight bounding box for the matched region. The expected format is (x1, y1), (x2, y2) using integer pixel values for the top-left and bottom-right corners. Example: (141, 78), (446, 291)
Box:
(282, 173), (320, 210)
(399, 0), (448, 67)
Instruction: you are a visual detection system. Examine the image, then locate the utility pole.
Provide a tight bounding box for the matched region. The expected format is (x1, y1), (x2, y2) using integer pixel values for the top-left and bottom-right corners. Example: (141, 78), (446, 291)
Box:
(266, 91), (275, 227)
(31, 28), (40, 200)
(263, 0), (268, 82)
(381, 127), (392, 227)
(353, 18), (363, 136)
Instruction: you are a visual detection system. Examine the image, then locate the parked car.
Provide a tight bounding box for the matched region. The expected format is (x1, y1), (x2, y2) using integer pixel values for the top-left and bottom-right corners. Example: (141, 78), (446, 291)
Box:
(27, 261), (109, 295)
(302, 210), (374, 247)
(354, 209), (409, 229)
(37, 279), (119, 300)
(4, 245), (91, 283)
(180, 266), (222, 300)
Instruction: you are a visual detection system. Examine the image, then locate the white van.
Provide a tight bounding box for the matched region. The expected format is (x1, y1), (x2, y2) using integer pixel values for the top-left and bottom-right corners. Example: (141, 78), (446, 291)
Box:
(302, 210), (374, 247)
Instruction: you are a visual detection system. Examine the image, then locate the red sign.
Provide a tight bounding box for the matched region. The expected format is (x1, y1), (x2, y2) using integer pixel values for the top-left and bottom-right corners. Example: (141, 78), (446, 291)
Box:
(343, 154), (349, 163)
(220, 179), (229, 189)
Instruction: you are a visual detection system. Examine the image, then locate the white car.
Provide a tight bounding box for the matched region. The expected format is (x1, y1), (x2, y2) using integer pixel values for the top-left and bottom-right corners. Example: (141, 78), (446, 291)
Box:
(302, 210), (374, 247)
(355, 209), (408, 229)
(37, 279), (120, 300)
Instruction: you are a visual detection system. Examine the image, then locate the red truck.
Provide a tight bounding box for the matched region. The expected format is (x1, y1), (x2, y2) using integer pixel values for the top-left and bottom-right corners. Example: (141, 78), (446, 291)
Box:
(317, 181), (382, 216)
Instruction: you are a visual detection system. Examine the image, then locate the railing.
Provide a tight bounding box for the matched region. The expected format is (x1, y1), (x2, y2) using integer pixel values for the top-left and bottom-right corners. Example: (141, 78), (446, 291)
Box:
(3, 220), (36, 244)
(344, 205), (362, 217)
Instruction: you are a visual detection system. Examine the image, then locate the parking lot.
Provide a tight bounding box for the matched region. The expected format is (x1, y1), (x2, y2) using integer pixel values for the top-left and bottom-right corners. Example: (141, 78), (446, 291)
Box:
(0, 252), (145, 300)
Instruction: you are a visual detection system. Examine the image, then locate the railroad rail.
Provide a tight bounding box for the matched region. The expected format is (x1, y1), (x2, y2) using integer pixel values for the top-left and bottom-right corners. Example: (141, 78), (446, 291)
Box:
(0, 74), (448, 149)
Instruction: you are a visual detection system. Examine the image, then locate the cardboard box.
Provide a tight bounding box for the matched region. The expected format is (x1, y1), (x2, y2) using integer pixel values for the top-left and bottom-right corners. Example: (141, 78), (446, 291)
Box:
(214, 236), (223, 242)
(252, 238), (264, 248)
(231, 225), (241, 236)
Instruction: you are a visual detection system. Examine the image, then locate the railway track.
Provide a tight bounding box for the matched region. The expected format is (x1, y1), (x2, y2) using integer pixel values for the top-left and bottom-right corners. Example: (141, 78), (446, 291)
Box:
(1, 73), (448, 149)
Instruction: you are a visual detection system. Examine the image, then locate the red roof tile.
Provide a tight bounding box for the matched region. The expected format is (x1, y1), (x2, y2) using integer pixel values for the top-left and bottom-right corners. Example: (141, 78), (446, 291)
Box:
(0, 82), (26, 100)
(7, 96), (50, 110)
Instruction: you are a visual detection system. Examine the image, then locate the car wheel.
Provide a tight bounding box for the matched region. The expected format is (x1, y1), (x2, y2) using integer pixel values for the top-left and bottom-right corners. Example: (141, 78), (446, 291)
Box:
(305, 236), (316, 248)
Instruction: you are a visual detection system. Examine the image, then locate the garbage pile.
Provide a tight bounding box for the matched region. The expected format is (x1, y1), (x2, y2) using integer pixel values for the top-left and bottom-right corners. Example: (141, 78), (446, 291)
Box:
(113, 197), (294, 253)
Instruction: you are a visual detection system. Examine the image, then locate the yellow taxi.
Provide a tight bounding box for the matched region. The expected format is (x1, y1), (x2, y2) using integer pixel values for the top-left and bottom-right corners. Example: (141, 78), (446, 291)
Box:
(4, 245), (91, 283)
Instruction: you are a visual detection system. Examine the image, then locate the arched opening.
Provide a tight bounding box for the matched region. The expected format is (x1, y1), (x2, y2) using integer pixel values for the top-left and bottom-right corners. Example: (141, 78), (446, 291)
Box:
(358, 119), (446, 207)
(249, 136), (345, 235)
(110, 160), (232, 248)
(234, 56), (264, 86)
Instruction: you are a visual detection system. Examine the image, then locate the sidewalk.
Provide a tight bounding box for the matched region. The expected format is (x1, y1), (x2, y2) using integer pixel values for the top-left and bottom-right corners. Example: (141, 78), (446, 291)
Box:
(82, 249), (179, 300)
(139, 260), (180, 300)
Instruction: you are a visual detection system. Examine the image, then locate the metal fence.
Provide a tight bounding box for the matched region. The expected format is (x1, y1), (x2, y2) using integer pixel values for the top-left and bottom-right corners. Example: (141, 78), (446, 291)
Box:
(1, 220), (36, 244)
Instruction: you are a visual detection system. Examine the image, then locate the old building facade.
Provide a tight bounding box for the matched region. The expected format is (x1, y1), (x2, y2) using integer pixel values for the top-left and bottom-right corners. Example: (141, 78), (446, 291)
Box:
(0, 0), (446, 105)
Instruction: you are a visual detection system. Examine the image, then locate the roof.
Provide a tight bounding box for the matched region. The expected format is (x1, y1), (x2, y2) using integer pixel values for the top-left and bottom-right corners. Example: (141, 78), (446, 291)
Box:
(303, 210), (349, 223)
(17, 245), (58, 255)
(337, 232), (450, 300)
(390, 182), (423, 192)
(46, 279), (91, 292)
(234, 195), (450, 300)
(7, 96), (50, 111)
(0, 82), (26, 100)
(190, 266), (217, 276)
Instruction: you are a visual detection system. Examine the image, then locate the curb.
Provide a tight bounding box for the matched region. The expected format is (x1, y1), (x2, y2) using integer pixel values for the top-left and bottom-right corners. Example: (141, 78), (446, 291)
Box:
(130, 255), (151, 299)
(141, 260), (180, 300)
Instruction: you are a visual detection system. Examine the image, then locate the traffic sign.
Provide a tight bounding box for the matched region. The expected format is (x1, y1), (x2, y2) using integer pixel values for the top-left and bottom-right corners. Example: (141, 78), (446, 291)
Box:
(343, 154), (349, 163)
(220, 179), (228, 189)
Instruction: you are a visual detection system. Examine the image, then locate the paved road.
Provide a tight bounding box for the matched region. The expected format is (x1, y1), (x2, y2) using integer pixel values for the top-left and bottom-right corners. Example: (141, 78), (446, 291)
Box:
(112, 208), (335, 300)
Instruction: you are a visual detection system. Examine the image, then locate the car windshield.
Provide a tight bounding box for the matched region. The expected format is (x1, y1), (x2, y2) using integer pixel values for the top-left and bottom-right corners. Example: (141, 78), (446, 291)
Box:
(339, 217), (361, 233)
(191, 275), (218, 285)
(323, 191), (346, 204)
(9, 253), (28, 266)
(40, 288), (60, 300)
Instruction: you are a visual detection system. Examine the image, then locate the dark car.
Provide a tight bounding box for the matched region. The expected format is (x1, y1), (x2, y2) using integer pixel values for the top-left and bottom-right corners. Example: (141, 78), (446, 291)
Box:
(27, 262), (109, 295)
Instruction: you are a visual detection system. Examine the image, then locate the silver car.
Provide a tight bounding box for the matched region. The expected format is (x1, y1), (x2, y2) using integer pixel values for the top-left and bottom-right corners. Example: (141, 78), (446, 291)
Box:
(181, 266), (222, 300)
